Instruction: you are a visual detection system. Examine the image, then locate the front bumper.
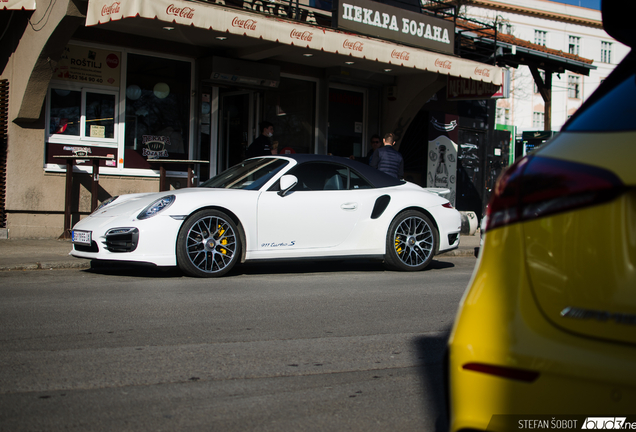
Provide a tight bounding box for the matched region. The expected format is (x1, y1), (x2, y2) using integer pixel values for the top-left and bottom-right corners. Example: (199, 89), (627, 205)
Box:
(70, 215), (183, 266)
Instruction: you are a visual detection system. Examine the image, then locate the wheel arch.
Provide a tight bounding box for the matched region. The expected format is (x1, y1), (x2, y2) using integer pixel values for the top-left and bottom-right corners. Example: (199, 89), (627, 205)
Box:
(180, 206), (248, 264)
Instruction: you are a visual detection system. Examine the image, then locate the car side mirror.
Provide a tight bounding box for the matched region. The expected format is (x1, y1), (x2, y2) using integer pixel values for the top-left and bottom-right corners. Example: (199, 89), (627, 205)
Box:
(278, 175), (298, 197)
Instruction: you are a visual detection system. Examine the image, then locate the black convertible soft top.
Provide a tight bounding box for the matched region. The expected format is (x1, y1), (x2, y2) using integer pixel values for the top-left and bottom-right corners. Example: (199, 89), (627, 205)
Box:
(272, 154), (404, 189)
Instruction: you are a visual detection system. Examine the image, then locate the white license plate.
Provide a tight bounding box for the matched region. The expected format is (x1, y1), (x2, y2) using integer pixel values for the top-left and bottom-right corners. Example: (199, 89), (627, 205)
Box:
(72, 230), (92, 245)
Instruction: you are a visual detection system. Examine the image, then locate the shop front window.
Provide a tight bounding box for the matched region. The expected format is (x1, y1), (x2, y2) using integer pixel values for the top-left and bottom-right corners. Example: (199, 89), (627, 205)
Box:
(48, 89), (117, 142)
(49, 89), (81, 137)
(124, 53), (192, 169)
(85, 92), (116, 139)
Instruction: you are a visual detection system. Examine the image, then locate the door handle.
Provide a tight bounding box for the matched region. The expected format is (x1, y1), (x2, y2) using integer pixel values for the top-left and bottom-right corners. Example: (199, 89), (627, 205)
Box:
(341, 202), (358, 210)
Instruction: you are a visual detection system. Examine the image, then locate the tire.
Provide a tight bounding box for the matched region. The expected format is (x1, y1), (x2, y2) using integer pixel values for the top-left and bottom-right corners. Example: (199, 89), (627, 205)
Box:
(384, 210), (438, 271)
(176, 209), (241, 277)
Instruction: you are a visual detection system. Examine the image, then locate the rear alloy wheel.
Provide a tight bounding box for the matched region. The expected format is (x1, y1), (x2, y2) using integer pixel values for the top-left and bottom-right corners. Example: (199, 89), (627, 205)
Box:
(385, 210), (437, 271)
(176, 209), (241, 277)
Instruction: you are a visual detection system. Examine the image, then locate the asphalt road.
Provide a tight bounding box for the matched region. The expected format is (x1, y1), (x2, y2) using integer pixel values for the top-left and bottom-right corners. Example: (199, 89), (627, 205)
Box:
(0, 257), (477, 432)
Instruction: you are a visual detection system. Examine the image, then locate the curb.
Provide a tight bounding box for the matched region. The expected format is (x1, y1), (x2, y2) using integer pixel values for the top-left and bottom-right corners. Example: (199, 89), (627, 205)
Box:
(0, 248), (475, 272)
(0, 248), (477, 272)
(0, 261), (91, 272)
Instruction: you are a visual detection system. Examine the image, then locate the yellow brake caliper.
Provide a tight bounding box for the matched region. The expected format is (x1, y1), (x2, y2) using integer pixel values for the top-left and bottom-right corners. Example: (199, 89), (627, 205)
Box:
(217, 225), (228, 255)
(395, 236), (403, 255)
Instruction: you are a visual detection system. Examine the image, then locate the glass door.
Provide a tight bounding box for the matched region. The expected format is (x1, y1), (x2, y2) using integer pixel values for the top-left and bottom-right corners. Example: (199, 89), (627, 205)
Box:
(219, 91), (256, 172)
(328, 86), (365, 158)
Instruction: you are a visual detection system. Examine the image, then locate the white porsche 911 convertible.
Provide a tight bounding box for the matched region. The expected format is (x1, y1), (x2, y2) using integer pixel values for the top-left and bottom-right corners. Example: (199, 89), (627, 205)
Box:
(70, 154), (461, 277)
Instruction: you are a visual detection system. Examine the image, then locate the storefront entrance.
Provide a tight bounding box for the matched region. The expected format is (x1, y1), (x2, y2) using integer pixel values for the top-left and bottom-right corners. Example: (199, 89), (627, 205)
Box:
(201, 79), (362, 177)
(219, 90), (259, 172)
(328, 86), (366, 158)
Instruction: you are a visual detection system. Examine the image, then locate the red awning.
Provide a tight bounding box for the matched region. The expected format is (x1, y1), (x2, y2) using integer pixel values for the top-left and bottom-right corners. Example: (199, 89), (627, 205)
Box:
(85, 0), (503, 85)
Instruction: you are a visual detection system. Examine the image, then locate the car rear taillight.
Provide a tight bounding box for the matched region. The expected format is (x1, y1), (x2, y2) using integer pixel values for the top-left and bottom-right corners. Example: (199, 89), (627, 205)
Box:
(486, 155), (625, 232)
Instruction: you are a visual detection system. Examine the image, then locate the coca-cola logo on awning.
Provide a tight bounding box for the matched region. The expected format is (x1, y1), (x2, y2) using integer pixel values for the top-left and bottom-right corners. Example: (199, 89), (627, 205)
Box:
(434, 58), (452, 69)
(391, 50), (410, 61)
(166, 4), (195, 19)
(101, 2), (120, 16)
(232, 17), (257, 31)
(474, 67), (491, 77)
(343, 39), (363, 52)
(290, 29), (313, 42)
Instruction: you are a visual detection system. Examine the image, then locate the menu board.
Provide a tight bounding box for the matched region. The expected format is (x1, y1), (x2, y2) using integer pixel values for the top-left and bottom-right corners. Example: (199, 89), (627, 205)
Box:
(53, 45), (121, 87)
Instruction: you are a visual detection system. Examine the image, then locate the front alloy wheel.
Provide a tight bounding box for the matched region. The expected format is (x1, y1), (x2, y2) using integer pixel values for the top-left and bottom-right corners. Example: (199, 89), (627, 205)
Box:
(176, 209), (241, 277)
(385, 210), (437, 271)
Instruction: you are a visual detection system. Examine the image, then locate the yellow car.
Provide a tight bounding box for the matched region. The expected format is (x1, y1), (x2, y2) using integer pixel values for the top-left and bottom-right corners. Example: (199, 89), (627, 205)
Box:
(447, 1), (636, 430)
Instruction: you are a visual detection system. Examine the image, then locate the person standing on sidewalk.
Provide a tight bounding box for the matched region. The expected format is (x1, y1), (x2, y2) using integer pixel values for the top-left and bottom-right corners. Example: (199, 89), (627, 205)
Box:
(370, 132), (403, 179)
(246, 121), (277, 158)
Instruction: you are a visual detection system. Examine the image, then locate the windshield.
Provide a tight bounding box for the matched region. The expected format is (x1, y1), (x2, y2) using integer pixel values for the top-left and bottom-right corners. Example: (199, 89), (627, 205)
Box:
(200, 158), (289, 190)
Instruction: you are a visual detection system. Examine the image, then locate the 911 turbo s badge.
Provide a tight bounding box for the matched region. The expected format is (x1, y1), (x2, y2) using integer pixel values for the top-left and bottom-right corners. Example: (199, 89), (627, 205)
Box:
(261, 241), (296, 248)
(561, 306), (636, 326)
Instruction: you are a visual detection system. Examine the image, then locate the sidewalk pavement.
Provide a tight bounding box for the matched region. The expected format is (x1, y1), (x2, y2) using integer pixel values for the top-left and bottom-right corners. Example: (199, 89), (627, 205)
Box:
(0, 233), (480, 272)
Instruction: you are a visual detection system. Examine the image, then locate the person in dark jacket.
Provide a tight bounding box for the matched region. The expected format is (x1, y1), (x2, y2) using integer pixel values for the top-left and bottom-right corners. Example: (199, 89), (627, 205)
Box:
(370, 132), (404, 179)
(246, 121), (276, 158)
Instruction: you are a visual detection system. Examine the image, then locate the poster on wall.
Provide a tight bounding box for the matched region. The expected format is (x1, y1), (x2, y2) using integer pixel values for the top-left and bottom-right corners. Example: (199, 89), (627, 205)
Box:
(427, 113), (459, 207)
(53, 45), (121, 87)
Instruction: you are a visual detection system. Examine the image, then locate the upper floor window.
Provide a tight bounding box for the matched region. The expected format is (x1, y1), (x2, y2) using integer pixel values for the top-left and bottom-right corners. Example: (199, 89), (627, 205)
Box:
(496, 21), (512, 35)
(533, 111), (545, 129)
(568, 36), (580, 56)
(496, 107), (510, 125)
(534, 30), (547, 46)
(568, 75), (581, 99)
(309, 0), (332, 11)
(601, 41), (612, 63)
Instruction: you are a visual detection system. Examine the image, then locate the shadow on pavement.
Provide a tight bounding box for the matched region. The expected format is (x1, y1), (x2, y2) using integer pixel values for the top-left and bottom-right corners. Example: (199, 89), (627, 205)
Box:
(413, 328), (451, 432)
(82, 257), (456, 278)
(84, 261), (184, 278)
(234, 257), (455, 276)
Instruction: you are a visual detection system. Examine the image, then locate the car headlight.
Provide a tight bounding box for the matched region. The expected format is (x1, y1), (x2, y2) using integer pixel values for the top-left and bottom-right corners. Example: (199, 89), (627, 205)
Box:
(93, 196), (119, 213)
(137, 195), (175, 220)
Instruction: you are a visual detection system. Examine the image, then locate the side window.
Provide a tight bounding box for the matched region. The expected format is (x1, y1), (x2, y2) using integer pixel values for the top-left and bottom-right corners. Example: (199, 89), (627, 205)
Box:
(289, 162), (348, 191)
(350, 169), (373, 189)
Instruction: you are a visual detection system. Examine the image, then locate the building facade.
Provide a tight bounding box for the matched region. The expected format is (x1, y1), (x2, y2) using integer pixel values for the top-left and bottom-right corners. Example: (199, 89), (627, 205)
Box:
(3, 0), (602, 238)
(461, 0), (629, 156)
(2, 0), (514, 238)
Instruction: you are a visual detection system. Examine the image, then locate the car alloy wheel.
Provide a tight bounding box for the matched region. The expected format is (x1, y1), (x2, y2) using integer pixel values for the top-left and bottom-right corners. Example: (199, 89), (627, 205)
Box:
(176, 209), (241, 277)
(385, 210), (437, 271)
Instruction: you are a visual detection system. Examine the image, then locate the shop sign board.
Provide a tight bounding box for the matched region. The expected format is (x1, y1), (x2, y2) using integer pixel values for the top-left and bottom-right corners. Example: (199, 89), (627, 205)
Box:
(53, 45), (121, 88)
(86, 0), (503, 86)
(335, 0), (454, 54)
